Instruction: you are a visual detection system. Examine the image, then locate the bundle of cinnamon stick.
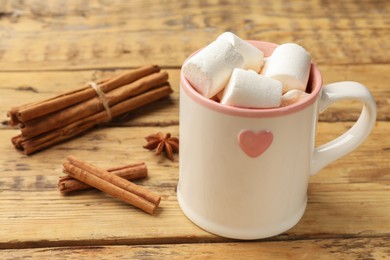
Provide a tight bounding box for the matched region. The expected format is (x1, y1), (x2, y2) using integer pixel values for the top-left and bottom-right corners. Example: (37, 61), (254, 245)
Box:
(8, 65), (172, 154)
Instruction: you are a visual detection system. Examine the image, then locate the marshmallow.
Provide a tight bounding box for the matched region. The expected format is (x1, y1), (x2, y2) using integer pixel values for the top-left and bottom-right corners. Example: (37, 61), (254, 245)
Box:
(220, 68), (282, 108)
(281, 89), (310, 107)
(263, 43), (311, 93)
(259, 57), (269, 75)
(217, 32), (264, 72)
(182, 40), (244, 98)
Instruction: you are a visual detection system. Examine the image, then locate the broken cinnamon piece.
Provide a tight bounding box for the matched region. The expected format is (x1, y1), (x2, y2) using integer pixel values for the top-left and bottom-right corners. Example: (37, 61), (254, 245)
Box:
(63, 156), (160, 214)
(58, 162), (147, 193)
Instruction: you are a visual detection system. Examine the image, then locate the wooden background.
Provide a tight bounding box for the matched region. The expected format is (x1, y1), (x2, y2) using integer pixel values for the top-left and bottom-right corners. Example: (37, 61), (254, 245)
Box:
(0, 0), (389, 258)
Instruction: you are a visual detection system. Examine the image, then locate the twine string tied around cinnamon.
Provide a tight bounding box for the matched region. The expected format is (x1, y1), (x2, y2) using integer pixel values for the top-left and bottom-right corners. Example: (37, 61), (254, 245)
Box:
(88, 81), (112, 122)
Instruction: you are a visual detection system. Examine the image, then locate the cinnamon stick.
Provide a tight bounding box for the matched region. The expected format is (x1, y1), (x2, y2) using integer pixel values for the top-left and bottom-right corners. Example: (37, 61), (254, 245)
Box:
(59, 162), (147, 193)
(63, 156), (160, 214)
(8, 65), (173, 155)
(8, 65), (161, 125)
(12, 84), (173, 154)
(20, 71), (169, 139)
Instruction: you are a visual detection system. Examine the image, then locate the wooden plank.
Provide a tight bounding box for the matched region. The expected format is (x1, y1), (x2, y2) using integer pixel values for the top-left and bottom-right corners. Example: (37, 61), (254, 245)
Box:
(0, 123), (388, 248)
(318, 64), (390, 122)
(313, 121), (390, 185)
(0, 237), (389, 259)
(0, 121), (387, 185)
(0, 69), (179, 128)
(0, 0), (389, 70)
(0, 66), (388, 126)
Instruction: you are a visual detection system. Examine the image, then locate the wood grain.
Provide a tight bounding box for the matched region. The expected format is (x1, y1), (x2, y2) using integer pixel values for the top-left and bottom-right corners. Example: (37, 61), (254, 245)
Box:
(0, 69), (179, 128)
(0, 66), (388, 125)
(0, 123), (389, 248)
(0, 0), (389, 70)
(1, 237), (389, 259)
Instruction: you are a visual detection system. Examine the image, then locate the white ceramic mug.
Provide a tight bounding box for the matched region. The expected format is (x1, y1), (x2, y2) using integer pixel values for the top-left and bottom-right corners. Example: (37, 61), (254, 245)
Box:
(178, 41), (377, 240)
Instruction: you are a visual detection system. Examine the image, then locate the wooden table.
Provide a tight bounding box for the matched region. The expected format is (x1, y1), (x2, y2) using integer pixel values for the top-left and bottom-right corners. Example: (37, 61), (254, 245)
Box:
(0, 0), (389, 258)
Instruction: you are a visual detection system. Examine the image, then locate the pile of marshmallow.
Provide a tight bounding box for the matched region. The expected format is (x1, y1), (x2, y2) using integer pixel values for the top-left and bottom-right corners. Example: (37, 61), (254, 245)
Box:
(182, 32), (311, 109)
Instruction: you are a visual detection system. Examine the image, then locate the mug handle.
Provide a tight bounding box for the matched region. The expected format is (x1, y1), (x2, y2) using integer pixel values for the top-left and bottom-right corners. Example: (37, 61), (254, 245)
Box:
(311, 81), (377, 175)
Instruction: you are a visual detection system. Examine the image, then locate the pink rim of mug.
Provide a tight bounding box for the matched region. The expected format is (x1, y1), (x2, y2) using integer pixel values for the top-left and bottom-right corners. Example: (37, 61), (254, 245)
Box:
(180, 40), (323, 118)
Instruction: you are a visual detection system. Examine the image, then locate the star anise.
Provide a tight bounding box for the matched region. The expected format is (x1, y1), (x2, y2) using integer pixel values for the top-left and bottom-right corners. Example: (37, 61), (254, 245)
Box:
(143, 132), (179, 161)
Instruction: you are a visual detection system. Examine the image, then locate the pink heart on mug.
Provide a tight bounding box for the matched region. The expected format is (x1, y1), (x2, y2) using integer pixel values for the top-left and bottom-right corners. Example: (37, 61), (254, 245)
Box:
(238, 130), (273, 158)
